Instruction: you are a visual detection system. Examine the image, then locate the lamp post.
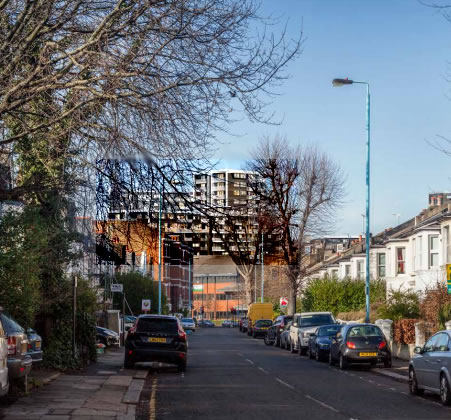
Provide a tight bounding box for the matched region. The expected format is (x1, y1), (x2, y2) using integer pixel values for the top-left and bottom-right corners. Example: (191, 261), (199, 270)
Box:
(332, 77), (371, 323)
(261, 232), (264, 303)
(158, 191), (163, 314)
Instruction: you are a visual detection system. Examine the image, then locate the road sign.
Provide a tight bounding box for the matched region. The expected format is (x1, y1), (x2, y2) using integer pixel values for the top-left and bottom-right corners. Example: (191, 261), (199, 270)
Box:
(142, 299), (151, 312)
(447, 264), (451, 294)
(280, 297), (288, 307)
(111, 284), (123, 293)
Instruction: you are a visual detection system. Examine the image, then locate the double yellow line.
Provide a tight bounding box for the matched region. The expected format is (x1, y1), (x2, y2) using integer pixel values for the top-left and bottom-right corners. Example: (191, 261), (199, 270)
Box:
(149, 377), (158, 420)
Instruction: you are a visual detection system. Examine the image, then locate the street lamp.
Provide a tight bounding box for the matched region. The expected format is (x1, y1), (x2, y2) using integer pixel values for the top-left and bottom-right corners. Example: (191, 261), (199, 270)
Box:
(332, 77), (371, 323)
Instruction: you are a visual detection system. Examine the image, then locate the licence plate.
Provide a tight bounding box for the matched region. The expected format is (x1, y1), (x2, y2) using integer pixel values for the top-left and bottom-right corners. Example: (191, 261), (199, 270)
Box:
(359, 352), (377, 357)
(35, 341), (41, 349)
(148, 337), (166, 343)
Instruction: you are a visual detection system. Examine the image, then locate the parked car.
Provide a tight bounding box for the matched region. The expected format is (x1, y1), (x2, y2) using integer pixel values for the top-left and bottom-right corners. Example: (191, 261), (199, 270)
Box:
(265, 315), (293, 347)
(280, 321), (293, 350)
(289, 312), (336, 355)
(247, 303), (273, 336)
(252, 319), (272, 338)
(198, 320), (215, 328)
(0, 312), (9, 397)
(26, 328), (43, 363)
(409, 329), (451, 405)
(307, 324), (343, 361)
(124, 315), (187, 371)
(329, 323), (391, 370)
(124, 315), (137, 331)
(0, 312), (32, 382)
(240, 318), (249, 333)
(222, 320), (232, 328)
(96, 326), (120, 347)
(181, 318), (196, 331)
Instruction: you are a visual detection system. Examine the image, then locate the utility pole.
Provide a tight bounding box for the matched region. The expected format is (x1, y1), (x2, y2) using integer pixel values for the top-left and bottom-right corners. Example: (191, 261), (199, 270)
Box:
(158, 191), (163, 314)
(261, 232), (264, 303)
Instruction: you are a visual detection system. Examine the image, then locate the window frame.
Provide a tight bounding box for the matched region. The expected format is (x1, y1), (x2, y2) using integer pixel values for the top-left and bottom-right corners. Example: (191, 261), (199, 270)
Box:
(377, 253), (386, 278)
(428, 234), (439, 268)
(396, 247), (406, 275)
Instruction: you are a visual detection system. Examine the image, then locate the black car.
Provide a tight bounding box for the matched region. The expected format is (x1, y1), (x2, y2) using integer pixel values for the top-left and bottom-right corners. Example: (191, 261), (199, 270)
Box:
(96, 326), (120, 347)
(264, 315), (292, 346)
(124, 315), (188, 371)
(307, 324), (342, 361)
(329, 323), (391, 369)
(252, 319), (272, 338)
(198, 320), (215, 328)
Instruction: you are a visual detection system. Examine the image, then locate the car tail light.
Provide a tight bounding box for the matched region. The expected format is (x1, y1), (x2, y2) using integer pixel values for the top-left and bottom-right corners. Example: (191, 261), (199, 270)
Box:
(7, 336), (16, 355)
(346, 341), (356, 349)
(379, 341), (387, 349)
(128, 350), (133, 355)
(179, 329), (186, 340)
(27, 343), (32, 350)
(127, 326), (137, 337)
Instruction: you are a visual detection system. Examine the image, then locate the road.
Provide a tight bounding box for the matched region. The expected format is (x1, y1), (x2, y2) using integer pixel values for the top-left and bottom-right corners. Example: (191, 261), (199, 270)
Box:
(137, 327), (451, 420)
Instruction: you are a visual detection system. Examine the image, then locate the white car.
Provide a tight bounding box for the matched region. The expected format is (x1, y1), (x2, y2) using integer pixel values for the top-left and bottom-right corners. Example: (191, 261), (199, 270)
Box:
(181, 318), (196, 331)
(289, 312), (336, 355)
(0, 314), (9, 397)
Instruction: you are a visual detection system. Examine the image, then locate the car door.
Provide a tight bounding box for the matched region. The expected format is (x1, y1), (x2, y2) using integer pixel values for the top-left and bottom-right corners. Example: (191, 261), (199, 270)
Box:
(415, 334), (439, 387)
(425, 333), (449, 391)
(290, 315), (299, 346)
(331, 328), (344, 360)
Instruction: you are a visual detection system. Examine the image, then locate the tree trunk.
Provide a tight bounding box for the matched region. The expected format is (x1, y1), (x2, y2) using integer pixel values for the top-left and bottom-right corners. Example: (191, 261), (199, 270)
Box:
(242, 273), (254, 306)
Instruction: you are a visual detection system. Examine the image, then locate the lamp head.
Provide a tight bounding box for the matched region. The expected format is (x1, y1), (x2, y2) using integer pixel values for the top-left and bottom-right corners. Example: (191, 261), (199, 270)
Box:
(332, 78), (354, 87)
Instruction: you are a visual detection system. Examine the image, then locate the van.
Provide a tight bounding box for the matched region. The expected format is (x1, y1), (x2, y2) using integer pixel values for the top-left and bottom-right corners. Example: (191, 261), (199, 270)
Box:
(246, 303), (273, 336)
(0, 313), (9, 397)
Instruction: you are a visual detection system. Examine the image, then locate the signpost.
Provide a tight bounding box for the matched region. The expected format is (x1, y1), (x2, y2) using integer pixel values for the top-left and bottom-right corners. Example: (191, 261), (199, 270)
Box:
(280, 297), (288, 308)
(142, 299), (151, 313)
(447, 264), (451, 294)
(111, 284), (123, 293)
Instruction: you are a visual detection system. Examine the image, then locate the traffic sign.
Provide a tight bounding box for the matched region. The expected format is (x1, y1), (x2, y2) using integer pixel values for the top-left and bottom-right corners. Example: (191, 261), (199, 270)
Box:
(142, 299), (151, 312)
(280, 297), (288, 307)
(111, 284), (123, 293)
(447, 264), (451, 295)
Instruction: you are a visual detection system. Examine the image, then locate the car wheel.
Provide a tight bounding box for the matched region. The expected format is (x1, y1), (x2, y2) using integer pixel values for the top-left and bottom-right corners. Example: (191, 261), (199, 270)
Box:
(328, 351), (335, 366)
(339, 353), (348, 370)
(252, 331), (257, 338)
(440, 374), (451, 405)
(409, 367), (423, 396)
(290, 340), (296, 353)
(275, 336), (280, 347)
(384, 359), (392, 368)
(315, 348), (320, 362)
(300, 346), (307, 356)
(124, 357), (134, 369)
(264, 334), (271, 346)
(307, 346), (313, 359)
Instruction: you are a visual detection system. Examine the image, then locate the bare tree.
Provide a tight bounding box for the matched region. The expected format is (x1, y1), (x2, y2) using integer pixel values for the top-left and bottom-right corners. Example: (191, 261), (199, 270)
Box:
(0, 0), (302, 202)
(247, 135), (345, 315)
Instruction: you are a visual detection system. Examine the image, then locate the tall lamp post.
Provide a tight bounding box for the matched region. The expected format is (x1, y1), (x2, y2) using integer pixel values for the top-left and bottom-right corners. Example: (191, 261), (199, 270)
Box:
(332, 77), (371, 323)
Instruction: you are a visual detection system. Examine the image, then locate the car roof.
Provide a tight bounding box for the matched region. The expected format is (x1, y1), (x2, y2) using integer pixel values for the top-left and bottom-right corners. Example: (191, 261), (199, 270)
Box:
(293, 312), (333, 316)
(138, 315), (178, 320)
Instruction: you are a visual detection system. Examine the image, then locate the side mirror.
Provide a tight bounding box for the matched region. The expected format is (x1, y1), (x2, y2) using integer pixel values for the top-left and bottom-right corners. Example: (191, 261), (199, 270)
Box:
(414, 346), (423, 354)
(310, 333), (316, 338)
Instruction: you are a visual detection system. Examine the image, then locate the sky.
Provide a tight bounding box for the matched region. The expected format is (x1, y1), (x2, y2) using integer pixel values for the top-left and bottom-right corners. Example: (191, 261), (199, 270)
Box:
(213, 0), (451, 237)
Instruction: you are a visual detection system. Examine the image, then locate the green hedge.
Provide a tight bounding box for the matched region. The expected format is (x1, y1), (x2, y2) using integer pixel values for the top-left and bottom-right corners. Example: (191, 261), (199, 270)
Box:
(301, 276), (386, 315)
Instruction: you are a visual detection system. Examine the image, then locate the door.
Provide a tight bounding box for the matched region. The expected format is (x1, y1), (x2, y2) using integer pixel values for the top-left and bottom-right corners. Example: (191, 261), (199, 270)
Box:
(425, 333), (449, 390)
(416, 334), (439, 387)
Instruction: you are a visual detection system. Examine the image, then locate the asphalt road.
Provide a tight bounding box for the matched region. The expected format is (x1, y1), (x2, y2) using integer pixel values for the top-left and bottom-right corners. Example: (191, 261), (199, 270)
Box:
(137, 327), (451, 420)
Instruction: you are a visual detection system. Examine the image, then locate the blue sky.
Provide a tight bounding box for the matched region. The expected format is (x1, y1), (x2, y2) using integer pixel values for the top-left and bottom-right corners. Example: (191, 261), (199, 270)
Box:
(214, 0), (451, 236)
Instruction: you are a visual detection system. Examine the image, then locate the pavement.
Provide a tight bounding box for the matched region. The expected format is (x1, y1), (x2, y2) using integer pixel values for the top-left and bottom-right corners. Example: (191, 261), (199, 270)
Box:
(138, 327), (451, 420)
(0, 348), (145, 420)
(373, 356), (409, 383)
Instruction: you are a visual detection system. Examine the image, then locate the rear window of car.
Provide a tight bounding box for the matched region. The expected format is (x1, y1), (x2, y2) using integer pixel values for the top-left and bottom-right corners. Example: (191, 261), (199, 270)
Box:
(137, 318), (178, 333)
(317, 325), (341, 336)
(300, 314), (334, 327)
(255, 320), (272, 327)
(0, 313), (24, 334)
(348, 325), (382, 337)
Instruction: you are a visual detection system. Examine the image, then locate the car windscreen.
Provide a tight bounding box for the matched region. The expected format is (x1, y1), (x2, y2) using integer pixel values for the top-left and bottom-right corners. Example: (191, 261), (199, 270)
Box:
(317, 325), (341, 336)
(182, 318), (194, 323)
(137, 318), (178, 334)
(348, 325), (382, 337)
(255, 320), (272, 327)
(0, 313), (24, 333)
(300, 314), (334, 327)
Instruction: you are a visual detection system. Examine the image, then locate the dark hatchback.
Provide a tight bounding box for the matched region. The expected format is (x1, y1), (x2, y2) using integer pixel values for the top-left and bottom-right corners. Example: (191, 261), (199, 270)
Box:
(307, 324), (342, 361)
(329, 323), (391, 369)
(124, 315), (187, 371)
(265, 315), (292, 347)
(252, 319), (272, 338)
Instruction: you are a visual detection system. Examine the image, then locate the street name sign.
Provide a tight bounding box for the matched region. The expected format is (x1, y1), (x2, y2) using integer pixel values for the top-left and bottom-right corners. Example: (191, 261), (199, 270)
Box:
(142, 299), (151, 312)
(447, 264), (451, 294)
(111, 284), (123, 293)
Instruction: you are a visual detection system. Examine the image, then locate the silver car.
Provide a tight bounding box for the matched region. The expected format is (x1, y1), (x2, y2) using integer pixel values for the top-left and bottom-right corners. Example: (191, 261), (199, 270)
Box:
(181, 318), (196, 332)
(0, 314), (9, 397)
(409, 330), (451, 405)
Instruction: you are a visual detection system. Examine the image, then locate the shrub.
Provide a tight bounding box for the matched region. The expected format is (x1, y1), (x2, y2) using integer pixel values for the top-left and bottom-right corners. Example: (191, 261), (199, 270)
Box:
(301, 276), (386, 315)
(420, 281), (451, 331)
(376, 289), (420, 321)
(393, 319), (417, 344)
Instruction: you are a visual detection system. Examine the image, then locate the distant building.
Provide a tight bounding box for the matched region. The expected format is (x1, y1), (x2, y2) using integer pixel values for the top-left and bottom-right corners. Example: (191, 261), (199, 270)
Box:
(429, 192), (451, 208)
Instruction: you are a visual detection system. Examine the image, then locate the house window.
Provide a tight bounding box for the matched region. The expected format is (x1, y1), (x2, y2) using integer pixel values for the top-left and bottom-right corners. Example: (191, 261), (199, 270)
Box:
(396, 247), (406, 274)
(416, 236), (422, 269)
(357, 260), (365, 280)
(429, 235), (439, 268)
(444, 226), (451, 264)
(412, 238), (416, 270)
(377, 253), (386, 278)
(345, 264), (351, 277)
